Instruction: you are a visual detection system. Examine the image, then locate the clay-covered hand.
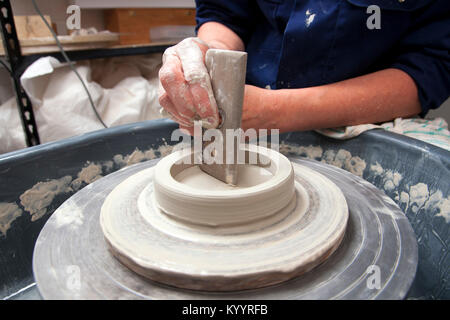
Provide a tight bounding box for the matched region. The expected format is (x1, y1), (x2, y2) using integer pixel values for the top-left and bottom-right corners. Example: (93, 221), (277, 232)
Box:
(158, 37), (220, 133)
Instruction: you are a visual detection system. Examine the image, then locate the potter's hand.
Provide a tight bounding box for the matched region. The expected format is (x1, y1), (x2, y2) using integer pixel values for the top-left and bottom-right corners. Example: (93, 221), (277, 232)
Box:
(158, 37), (220, 132)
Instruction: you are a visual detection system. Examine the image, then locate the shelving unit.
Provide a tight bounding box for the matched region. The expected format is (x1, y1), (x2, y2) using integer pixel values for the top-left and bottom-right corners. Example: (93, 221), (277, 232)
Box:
(0, 0), (171, 147)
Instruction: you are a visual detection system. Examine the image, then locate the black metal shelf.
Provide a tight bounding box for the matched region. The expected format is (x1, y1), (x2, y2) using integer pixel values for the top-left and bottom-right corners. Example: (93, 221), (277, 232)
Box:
(15, 43), (171, 78)
(0, 0), (169, 147)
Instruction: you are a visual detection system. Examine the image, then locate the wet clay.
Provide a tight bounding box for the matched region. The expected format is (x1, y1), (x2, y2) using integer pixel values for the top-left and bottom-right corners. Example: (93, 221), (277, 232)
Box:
(99, 145), (349, 291)
(174, 164), (273, 191)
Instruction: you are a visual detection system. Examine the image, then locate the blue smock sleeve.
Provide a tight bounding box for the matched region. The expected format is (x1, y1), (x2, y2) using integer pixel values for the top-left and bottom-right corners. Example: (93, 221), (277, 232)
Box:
(389, 2), (450, 116)
(194, 0), (258, 45)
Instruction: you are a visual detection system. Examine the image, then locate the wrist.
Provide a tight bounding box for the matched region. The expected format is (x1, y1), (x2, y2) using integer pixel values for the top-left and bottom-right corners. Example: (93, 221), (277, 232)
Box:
(242, 85), (280, 132)
(206, 39), (233, 50)
(270, 87), (321, 133)
(198, 22), (245, 51)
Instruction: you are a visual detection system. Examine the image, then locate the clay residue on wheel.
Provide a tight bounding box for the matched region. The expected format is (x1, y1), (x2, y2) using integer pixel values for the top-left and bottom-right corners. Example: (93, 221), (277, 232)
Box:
(280, 142), (448, 224)
(19, 176), (72, 221)
(0, 202), (22, 236)
(279, 143), (366, 177)
(4, 143), (176, 231)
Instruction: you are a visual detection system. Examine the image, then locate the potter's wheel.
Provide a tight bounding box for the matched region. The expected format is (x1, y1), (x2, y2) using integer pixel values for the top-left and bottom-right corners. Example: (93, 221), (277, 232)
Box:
(99, 146), (348, 292)
(33, 148), (418, 299)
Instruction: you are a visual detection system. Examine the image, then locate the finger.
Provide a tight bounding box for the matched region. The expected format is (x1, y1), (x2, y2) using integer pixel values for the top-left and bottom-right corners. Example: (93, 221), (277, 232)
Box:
(161, 46), (176, 64)
(159, 86), (193, 127)
(159, 100), (192, 127)
(175, 38), (209, 84)
(159, 53), (197, 120)
(189, 82), (220, 128)
(176, 38), (219, 128)
(158, 81), (193, 126)
(191, 37), (210, 53)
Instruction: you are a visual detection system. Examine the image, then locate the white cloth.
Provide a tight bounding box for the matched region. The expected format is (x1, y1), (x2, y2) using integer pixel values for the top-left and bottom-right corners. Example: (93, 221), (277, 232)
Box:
(316, 117), (450, 151)
(0, 54), (164, 154)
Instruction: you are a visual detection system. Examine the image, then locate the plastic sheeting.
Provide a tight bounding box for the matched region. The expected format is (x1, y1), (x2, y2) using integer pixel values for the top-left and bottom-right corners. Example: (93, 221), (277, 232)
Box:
(0, 53), (164, 154)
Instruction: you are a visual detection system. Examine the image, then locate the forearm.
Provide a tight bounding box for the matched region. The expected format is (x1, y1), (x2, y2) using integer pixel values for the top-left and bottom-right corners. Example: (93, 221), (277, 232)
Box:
(197, 22), (245, 51)
(243, 68), (422, 133)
